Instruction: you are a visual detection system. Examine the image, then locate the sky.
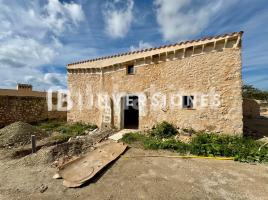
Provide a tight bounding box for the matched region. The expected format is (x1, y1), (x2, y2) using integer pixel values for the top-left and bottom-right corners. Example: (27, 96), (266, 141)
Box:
(0, 0), (267, 91)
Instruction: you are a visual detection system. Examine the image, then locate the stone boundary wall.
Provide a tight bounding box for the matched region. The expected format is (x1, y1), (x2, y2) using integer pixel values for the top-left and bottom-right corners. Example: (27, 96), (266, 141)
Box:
(255, 100), (268, 118)
(0, 88), (47, 97)
(243, 98), (260, 118)
(0, 91), (66, 128)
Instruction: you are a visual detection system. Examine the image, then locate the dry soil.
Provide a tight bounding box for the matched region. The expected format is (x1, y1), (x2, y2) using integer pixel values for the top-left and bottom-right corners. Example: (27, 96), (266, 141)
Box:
(0, 147), (268, 200)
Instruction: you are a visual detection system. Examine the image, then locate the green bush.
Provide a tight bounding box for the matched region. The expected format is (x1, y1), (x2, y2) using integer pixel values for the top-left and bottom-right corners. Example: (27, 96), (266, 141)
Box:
(243, 84), (268, 101)
(122, 132), (188, 153)
(189, 133), (268, 162)
(121, 131), (268, 164)
(143, 138), (189, 153)
(149, 121), (178, 139)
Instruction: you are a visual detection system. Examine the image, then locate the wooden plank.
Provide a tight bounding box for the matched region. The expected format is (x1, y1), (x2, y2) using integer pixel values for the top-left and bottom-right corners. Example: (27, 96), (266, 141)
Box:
(58, 142), (127, 187)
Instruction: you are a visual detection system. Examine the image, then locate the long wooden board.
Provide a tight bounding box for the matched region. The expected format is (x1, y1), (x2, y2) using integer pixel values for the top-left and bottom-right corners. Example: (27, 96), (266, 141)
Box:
(58, 142), (127, 187)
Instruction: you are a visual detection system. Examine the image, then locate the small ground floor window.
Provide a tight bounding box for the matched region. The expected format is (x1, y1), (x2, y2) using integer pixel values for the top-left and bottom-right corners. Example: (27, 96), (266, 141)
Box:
(183, 96), (194, 109)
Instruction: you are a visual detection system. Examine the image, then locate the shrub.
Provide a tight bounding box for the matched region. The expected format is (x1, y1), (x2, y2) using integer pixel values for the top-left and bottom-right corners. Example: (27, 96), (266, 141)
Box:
(143, 138), (189, 153)
(149, 121), (178, 139)
(243, 84), (268, 101)
(121, 131), (268, 164)
(190, 133), (261, 159)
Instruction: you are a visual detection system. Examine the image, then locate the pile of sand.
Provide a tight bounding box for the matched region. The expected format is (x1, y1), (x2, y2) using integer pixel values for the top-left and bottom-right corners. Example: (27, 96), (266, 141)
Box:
(0, 122), (50, 148)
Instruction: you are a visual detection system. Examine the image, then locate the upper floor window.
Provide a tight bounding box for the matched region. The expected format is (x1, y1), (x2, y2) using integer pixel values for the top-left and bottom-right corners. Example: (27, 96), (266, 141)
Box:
(127, 65), (134, 75)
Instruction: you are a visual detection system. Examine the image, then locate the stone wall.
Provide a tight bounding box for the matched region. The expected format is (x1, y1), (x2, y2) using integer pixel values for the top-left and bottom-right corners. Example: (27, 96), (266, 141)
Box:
(243, 98), (260, 118)
(255, 100), (268, 118)
(0, 93), (66, 128)
(68, 47), (243, 135)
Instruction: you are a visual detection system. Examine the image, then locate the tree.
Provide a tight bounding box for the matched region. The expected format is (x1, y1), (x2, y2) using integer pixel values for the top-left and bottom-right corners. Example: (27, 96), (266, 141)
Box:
(243, 85), (268, 101)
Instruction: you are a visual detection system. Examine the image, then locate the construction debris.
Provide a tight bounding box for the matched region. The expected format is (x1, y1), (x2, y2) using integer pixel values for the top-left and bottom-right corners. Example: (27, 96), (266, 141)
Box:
(52, 173), (61, 179)
(39, 184), (48, 193)
(58, 141), (127, 187)
(108, 129), (136, 141)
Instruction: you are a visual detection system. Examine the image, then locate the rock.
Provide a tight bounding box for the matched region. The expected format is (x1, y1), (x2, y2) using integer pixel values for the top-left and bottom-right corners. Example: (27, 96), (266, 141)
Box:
(88, 128), (99, 135)
(175, 134), (191, 144)
(39, 184), (48, 193)
(178, 129), (187, 135)
(52, 160), (59, 166)
(53, 173), (62, 179)
(75, 136), (85, 140)
(178, 128), (195, 136)
(90, 146), (96, 151)
(258, 137), (268, 143)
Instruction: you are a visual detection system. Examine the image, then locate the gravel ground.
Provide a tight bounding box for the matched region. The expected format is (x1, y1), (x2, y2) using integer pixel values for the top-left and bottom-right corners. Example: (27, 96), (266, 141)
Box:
(0, 147), (267, 200)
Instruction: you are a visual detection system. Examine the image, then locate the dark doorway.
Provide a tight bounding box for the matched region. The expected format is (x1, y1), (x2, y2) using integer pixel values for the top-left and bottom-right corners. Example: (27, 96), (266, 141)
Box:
(123, 95), (139, 129)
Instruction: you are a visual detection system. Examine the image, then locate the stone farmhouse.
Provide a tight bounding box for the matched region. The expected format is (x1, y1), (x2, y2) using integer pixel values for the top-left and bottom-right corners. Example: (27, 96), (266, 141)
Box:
(67, 31), (244, 135)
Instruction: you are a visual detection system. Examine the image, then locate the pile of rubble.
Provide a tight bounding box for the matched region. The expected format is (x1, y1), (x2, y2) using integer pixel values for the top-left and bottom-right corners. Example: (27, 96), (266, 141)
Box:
(8, 127), (114, 167)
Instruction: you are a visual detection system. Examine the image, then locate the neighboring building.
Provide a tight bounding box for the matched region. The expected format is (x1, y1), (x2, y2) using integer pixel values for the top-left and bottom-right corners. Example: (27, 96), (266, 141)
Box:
(0, 84), (66, 127)
(67, 31), (244, 135)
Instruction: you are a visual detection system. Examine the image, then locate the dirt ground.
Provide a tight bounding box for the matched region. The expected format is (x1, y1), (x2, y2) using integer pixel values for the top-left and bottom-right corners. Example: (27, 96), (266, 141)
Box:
(0, 147), (268, 200)
(244, 117), (268, 138)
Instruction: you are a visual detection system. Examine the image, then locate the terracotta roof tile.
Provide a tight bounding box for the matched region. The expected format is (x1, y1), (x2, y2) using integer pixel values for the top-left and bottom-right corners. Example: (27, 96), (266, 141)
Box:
(67, 31), (243, 67)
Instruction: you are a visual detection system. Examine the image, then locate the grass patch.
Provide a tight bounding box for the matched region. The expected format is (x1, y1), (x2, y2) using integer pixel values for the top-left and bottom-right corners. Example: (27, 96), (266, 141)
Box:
(120, 132), (147, 143)
(55, 122), (97, 136)
(34, 120), (66, 131)
(121, 122), (268, 164)
(34, 120), (97, 141)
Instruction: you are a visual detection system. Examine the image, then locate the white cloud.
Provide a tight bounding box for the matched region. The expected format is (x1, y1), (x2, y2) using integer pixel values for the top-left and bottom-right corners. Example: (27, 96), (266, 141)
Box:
(103, 0), (134, 38)
(24, 73), (67, 91)
(34, 73), (67, 89)
(0, 65), (67, 90)
(0, 0), (85, 38)
(0, 36), (56, 69)
(130, 41), (153, 51)
(64, 2), (85, 23)
(0, 0), (85, 90)
(154, 0), (224, 41)
(45, 0), (85, 34)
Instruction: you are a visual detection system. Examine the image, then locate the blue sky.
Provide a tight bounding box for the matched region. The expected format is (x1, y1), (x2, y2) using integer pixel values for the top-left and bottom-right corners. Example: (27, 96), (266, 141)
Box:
(0, 0), (267, 90)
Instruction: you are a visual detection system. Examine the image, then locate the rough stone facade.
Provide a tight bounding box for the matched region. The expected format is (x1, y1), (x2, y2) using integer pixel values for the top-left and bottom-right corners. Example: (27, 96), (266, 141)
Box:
(67, 32), (244, 135)
(0, 86), (66, 127)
